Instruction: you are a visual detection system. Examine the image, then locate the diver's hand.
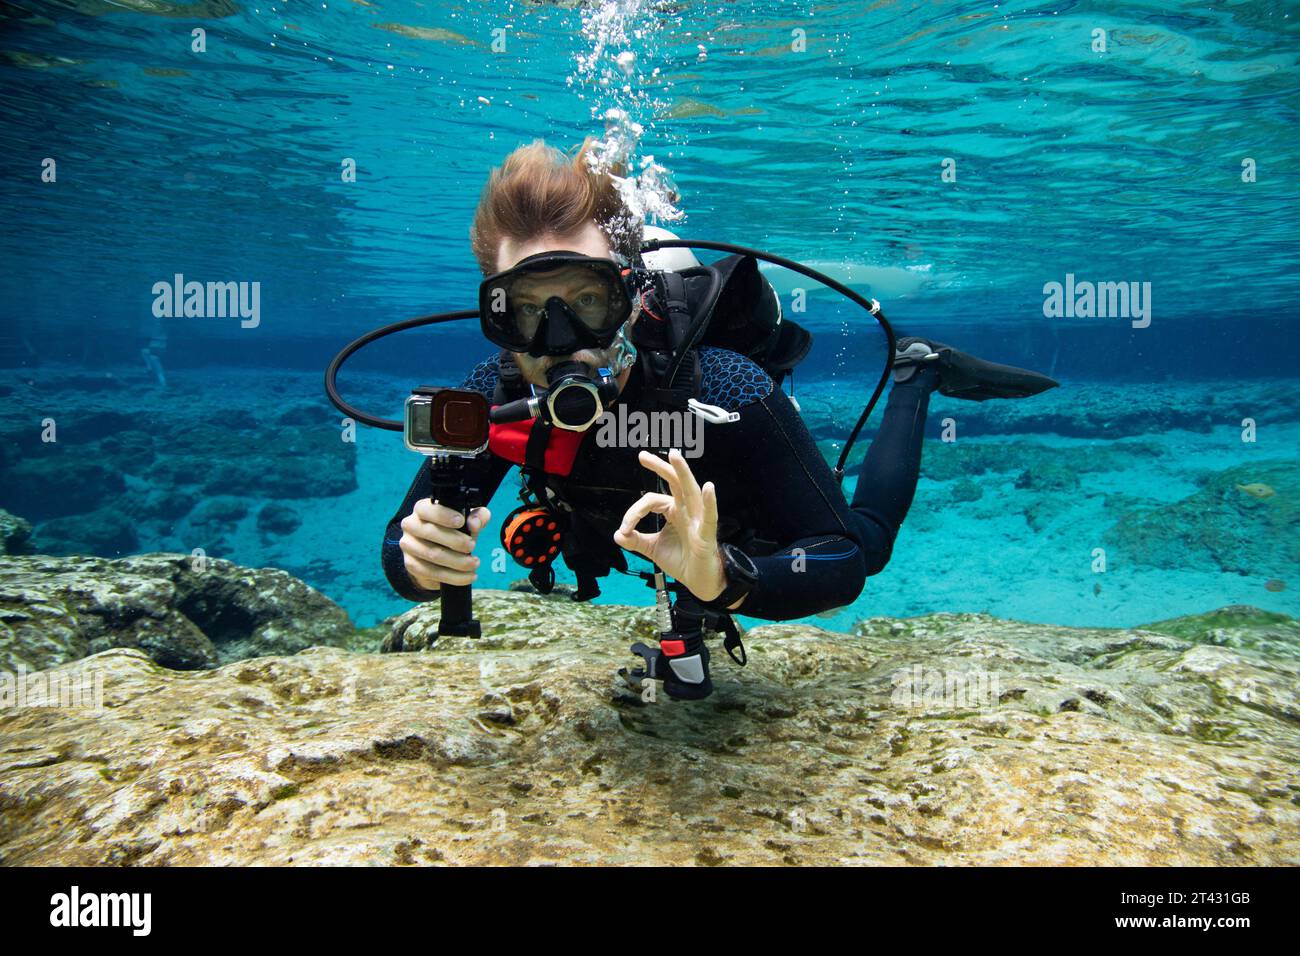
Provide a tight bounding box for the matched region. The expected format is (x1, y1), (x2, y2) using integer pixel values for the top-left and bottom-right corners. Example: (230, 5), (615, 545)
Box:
(398, 500), (491, 592)
(614, 448), (728, 602)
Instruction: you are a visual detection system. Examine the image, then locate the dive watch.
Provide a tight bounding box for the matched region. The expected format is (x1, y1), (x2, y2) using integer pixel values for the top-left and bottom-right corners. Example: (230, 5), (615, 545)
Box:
(700, 542), (758, 611)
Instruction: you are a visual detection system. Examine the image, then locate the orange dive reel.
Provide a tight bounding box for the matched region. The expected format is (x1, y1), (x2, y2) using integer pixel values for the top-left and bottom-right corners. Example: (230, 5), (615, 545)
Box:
(501, 505), (563, 569)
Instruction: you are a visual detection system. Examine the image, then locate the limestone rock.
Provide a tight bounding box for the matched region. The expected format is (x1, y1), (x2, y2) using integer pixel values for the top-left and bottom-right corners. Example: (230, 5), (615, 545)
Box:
(1139, 605), (1300, 660)
(257, 503), (301, 537)
(0, 459), (126, 521)
(33, 506), (139, 557)
(0, 553), (358, 672)
(1015, 461), (1080, 493)
(798, 376), (1300, 441)
(1105, 460), (1299, 573)
(191, 496), (250, 527)
(0, 510), (32, 555)
(200, 425), (356, 499)
(0, 368), (357, 549)
(1, 591), (1295, 866)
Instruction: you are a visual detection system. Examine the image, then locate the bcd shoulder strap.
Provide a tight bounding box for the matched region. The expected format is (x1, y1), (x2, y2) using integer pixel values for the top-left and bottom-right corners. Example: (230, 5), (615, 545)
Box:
(636, 270), (704, 413)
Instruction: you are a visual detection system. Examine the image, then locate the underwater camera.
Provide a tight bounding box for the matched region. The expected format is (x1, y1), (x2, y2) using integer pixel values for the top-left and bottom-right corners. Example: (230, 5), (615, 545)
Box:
(403, 386), (490, 455)
(401, 386), (493, 639)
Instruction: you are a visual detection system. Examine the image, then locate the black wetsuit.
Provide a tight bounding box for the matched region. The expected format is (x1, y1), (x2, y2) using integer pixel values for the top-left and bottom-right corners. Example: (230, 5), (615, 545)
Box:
(382, 347), (937, 621)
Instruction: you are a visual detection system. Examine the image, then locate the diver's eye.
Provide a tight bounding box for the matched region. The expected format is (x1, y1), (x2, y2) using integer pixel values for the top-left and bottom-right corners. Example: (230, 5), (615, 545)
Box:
(517, 303), (542, 318)
(572, 291), (608, 320)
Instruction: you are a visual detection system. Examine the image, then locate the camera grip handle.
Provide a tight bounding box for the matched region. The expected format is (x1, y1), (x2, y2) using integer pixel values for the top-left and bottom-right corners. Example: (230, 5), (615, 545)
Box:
(430, 466), (483, 640)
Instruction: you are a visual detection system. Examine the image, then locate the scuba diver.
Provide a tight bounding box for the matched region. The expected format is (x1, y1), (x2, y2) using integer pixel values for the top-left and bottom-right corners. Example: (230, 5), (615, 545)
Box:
(379, 137), (1058, 699)
(141, 312), (168, 389)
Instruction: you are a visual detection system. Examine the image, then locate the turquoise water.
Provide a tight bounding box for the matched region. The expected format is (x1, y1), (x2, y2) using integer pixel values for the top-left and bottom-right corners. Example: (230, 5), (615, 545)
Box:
(1, 0), (1297, 630)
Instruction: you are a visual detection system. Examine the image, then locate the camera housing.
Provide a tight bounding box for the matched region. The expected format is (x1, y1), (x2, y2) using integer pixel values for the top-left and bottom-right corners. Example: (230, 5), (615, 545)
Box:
(403, 386), (491, 456)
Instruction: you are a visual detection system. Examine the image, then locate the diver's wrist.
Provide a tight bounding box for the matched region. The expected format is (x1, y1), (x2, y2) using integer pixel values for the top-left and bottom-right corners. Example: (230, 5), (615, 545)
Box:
(699, 543), (757, 612)
(698, 544), (728, 603)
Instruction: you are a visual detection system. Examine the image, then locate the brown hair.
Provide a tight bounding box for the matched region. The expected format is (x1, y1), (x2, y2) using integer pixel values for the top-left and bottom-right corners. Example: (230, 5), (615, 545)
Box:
(469, 137), (642, 276)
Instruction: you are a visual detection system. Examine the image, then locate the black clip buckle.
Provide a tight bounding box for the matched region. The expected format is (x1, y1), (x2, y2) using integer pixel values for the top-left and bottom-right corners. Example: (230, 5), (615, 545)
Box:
(624, 641), (661, 685)
(722, 620), (747, 667)
(704, 611), (747, 667)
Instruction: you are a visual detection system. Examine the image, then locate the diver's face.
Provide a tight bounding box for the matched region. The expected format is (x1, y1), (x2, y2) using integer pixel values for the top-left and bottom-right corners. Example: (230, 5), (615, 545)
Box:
(496, 222), (630, 388)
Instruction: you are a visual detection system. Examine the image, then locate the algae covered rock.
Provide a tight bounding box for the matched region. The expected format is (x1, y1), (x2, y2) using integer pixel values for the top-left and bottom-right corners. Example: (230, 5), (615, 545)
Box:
(1138, 605), (1300, 659)
(97, 430), (157, 466)
(0, 510), (32, 555)
(1021, 496), (1072, 532)
(1014, 461), (1080, 493)
(257, 503), (301, 537)
(0, 552), (357, 672)
(199, 425), (356, 498)
(798, 376), (1300, 441)
(33, 506), (140, 557)
(1, 590), (1295, 866)
(1105, 460), (1299, 573)
(381, 589), (657, 653)
(190, 496), (250, 527)
(918, 442), (1020, 481)
(0, 459), (126, 521)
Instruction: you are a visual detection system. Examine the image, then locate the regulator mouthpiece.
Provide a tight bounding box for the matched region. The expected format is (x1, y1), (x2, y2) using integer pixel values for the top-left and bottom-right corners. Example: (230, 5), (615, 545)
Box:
(543, 361), (619, 431)
(488, 361), (620, 432)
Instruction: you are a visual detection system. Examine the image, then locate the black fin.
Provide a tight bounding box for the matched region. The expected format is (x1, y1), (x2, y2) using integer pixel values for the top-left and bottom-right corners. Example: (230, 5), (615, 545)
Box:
(896, 337), (1059, 402)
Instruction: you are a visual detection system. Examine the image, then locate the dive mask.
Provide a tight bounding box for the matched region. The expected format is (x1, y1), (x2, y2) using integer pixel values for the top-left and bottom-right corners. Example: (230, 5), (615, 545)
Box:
(479, 251), (639, 357)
